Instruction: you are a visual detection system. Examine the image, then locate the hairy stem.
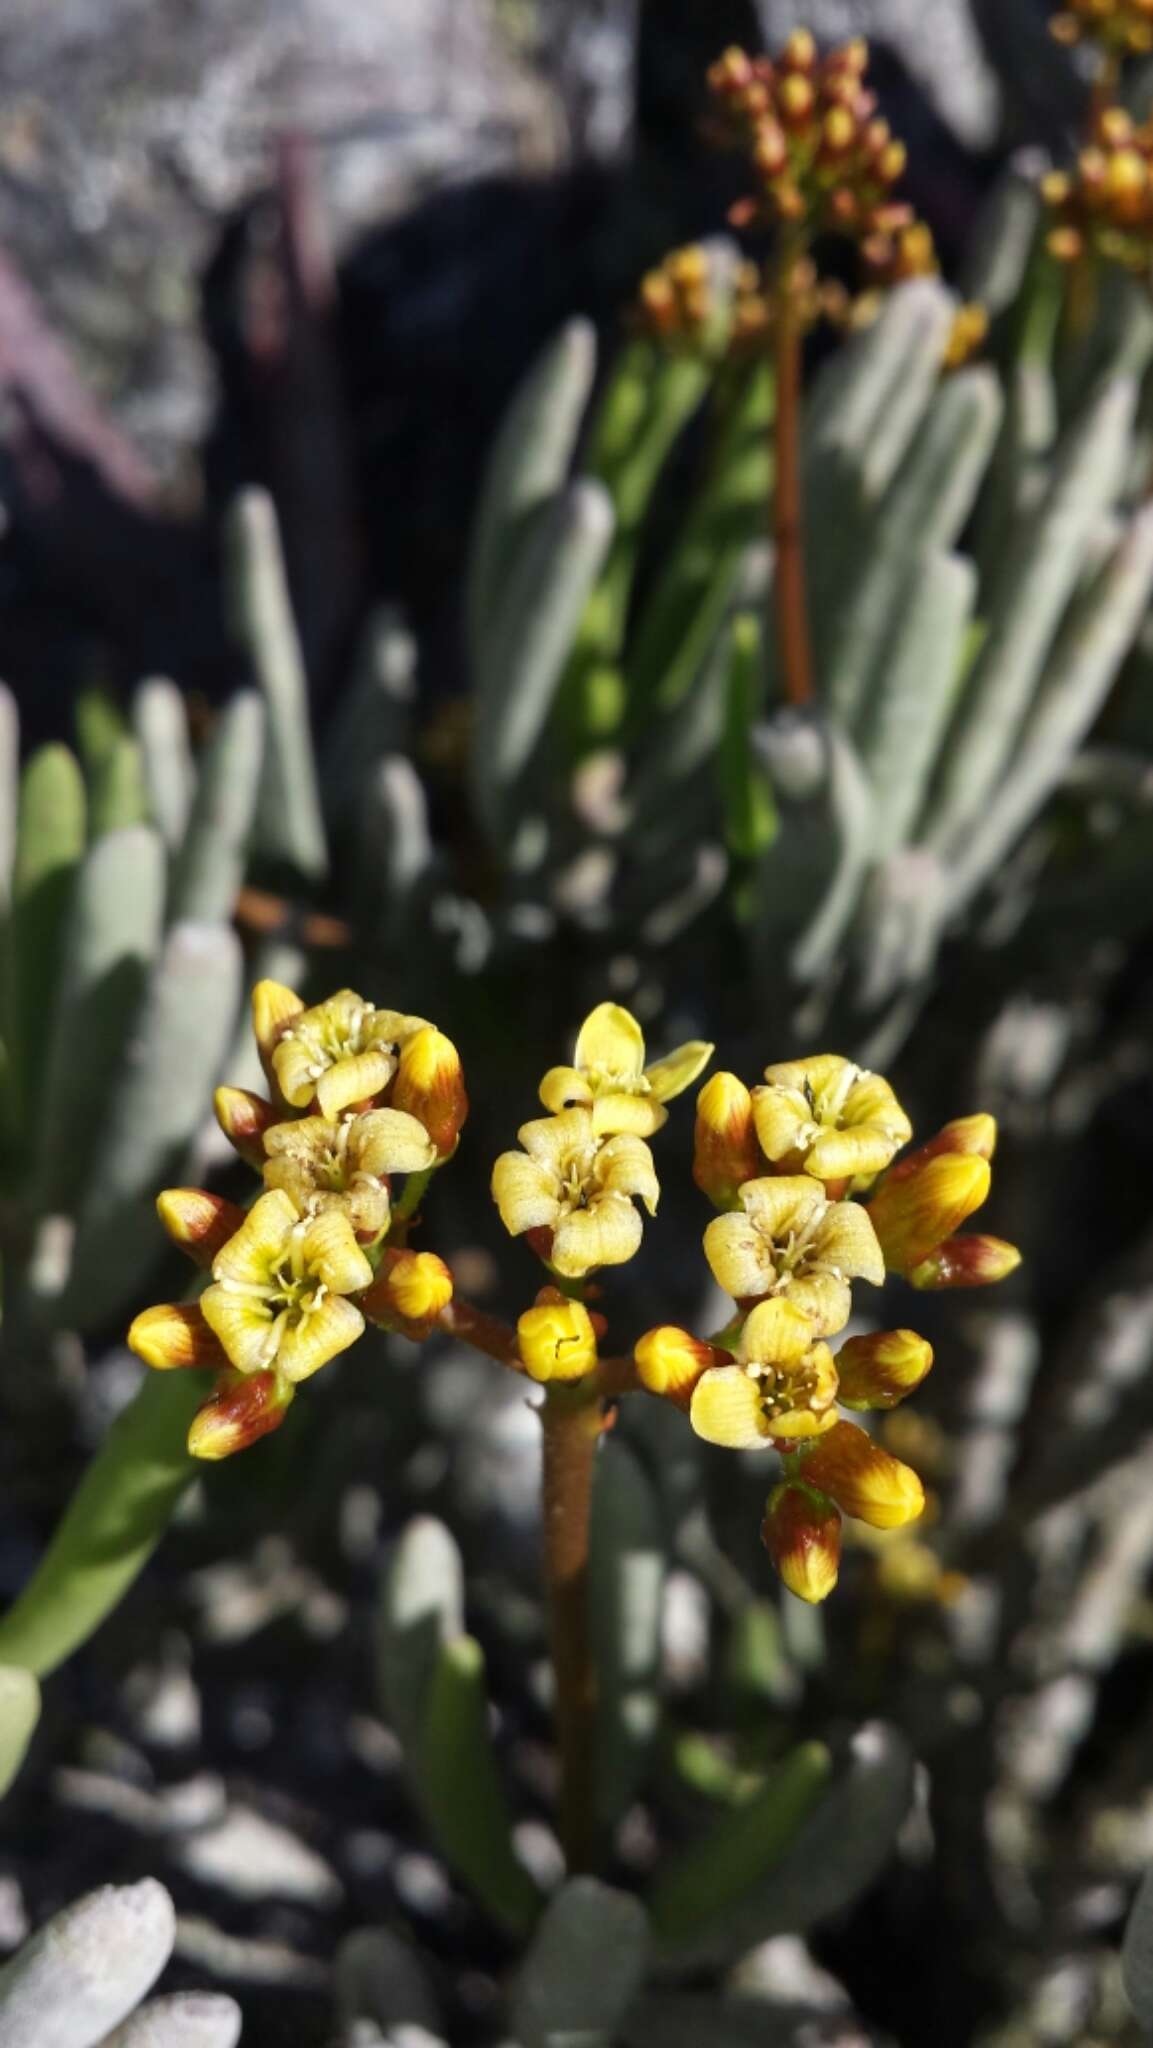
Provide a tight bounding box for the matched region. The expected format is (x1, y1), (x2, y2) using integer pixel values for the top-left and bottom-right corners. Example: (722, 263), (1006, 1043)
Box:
(771, 243), (815, 708)
(540, 1382), (603, 1871)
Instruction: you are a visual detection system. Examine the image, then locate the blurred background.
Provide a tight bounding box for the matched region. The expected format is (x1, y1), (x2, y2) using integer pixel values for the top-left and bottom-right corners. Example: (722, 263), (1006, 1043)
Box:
(7, 2), (1153, 2044)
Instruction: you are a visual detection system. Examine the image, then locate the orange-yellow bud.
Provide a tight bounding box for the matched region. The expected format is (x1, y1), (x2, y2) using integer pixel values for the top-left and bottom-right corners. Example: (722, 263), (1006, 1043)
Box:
(834, 1329), (933, 1410)
(517, 1296), (598, 1385)
(762, 1482), (842, 1603)
(778, 73), (815, 127)
(156, 1188), (247, 1268)
(908, 1234), (1021, 1290)
(693, 1072), (761, 1209)
(799, 1418), (925, 1530)
(867, 1152), (990, 1275)
(391, 1026), (468, 1158)
(188, 1370), (294, 1460)
(821, 106), (857, 155)
(128, 1302), (227, 1371)
(782, 27), (817, 71)
(214, 1085), (279, 1168)
(634, 1325), (726, 1410)
(892, 1114), (997, 1177)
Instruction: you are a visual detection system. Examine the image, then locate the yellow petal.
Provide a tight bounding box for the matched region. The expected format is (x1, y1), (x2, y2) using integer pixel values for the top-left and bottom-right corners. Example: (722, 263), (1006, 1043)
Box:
(211, 1189), (298, 1286)
(750, 1085), (809, 1163)
(806, 1125), (899, 1180)
(815, 1202), (885, 1286)
(316, 1048), (394, 1118)
(573, 1001), (646, 1081)
(518, 1107), (593, 1170)
(590, 1091), (666, 1138)
(252, 979), (304, 1065)
(703, 1212), (777, 1298)
(643, 1039), (714, 1103)
(740, 1296), (818, 1363)
(739, 1175), (826, 1241)
(595, 1133), (660, 1215)
(763, 1053), (851, 1100)
(272, 1035), (327, 1110)
(551, 1193), (643, 1276)
(261, 1113), (332, 1163)
(844, 1072), (912, 1146)
(200, 1285), (279, 1374)
(539, 1065), (593, 1114)
(778, 1270), (853, 1337)
(277, 1294), (365, 1382)
(300, 1209), (374, 1294)
(491, 1152), (559, 1235)
(691, 1366), (776, 1448)
(353, 1108), (439, 1175)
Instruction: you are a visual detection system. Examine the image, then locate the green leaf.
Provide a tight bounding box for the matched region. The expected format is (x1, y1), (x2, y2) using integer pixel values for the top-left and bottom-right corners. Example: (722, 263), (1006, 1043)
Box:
(0, 1666), (39, 1797)
(8, 744), (87, 1147)
(512, 1878), (650, 2048)
(376, 1515), (464, 1758)
(415, 1634), (539, 1935)
(718, 612), (776, 861)
(168, 692), (264, 926)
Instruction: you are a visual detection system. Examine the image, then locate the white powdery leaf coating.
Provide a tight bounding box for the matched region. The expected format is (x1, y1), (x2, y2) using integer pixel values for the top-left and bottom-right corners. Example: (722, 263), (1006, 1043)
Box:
(0, 1879), (175, 2048)
(97, 1993), (242, 2048)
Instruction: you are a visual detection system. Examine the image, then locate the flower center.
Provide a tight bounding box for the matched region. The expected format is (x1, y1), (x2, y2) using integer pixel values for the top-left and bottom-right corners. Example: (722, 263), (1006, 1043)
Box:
(745, 1353), (827, 1421)
(587, 1063), (649, 1097)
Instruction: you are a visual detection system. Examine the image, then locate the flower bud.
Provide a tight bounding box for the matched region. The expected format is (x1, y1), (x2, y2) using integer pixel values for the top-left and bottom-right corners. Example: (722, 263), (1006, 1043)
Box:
(188, 1370), (294, 1460)
(778, 74), (815, 128)
(907, 1234), (1021, 1290)
(762, 1482), (842, 1603)
(635, 1325), (726, 1410)
(391, 1026), (468, 1157)
(782, 26), (817, 70)
(799, 1418), (925, 1529)
(834, 1329), (933, 1410)
(251, 978), (304, 1077)
(156, 1188), (247, 1268)
(867, 1152), (990, 1275)
(214, 1085), (279, 1168)
(517, 1295), (598, 1385)
(893, 1114), (997, 1178)
(821, 106), (857, 156)
(693, 1072), (761, 1209)
(363, 1247), (454, 1326)
(128, 1302), (227, 1371)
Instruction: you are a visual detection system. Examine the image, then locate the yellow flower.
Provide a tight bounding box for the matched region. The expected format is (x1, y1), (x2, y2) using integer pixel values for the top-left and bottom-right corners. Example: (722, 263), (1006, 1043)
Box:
(703, 1175), (884, 1331)
(692, 1072), (762, 1210)
(517, 1296), (599, 1384)
(269, 986), (431, 1117)
(187, 1369), (295, 1461)
(200, 1189), (373, 1384)
(262, 1108), (437, 1238)
(491, 1107), (659, 1278)
(538, 1001), (712, 1138)
(689, 1297), (840, 1447)
(762, 1482), (842, 1603)
(751, 1053), (911, 1183)
(797, 1417), (924, 1529)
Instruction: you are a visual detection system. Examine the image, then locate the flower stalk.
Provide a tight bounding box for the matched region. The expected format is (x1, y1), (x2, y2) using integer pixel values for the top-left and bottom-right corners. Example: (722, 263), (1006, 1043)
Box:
(772, 239), (815, 708)
(539, 1380), (603, 1873)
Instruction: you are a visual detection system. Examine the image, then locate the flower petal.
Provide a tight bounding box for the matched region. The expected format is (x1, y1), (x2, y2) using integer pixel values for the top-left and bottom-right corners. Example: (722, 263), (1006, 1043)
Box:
(595, 1133), (660, 1214)
(211, 1189), (297, 1286)
(590, 1091), (666, 1138)
(551, 1193), (643, 1276)
(200, 1285), (279, 1374)
(316, 1048), (395, 1118)
(300, 1208), (374, 1294)
(252, 979), (304, 1070)
(491, 1152), (559, 1235)
(703, 1212), (777, 1298)
(573, 1001), (645, 1081)
(739, 1175), (826, 1241)
(740, 1296), (818, 1363)
(644, 1039), (714, 1103)
(763, 1053), (850, 1100)
(277, 1294), (365, 1382)
(691, 1366), (775, 1448)
(353, 1108), (439, 1175)
(751, 1084), (810, 1163)
(816, 1201), (885, 1286)
(539, 1065), (593, 1114)
(518, 1107), (593, 1169)
(778, 1271), (853, 1337)
(806, 1125), (898, 1180)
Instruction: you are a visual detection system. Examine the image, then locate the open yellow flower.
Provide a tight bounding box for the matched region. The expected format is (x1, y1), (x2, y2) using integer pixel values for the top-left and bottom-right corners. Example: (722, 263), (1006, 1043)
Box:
(200, 1189), (373, 1383)
(703, 1175), (884, 1331)
(268, 986), (431, 1117)
(262, 1108), (437, 1237)
(752, 1054), (911, 1183)
(491, 1106), (659, 1278)
(690, 1299), (840, 1447)
(538, 1001), (712, 1138)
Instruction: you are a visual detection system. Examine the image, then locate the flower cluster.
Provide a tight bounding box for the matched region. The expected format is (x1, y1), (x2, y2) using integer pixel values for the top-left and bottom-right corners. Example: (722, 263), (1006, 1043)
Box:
(633, 245), (718, 351)
(129, 983), (465, 1458)
(635, 1055), (1020, 1603)
(706, 36), (916, 272)
(1044, 106), (1153, 272)
(1050, 0), (1153, 55)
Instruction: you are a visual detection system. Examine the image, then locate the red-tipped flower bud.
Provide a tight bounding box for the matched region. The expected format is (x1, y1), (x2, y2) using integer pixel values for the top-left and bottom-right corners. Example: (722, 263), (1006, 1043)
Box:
(188, 1370), (294, 1460)
(156, 1188), (247, 1268)
(908, 1235), (1021, 1291)
(362, 1248), (454, 1326)
(128, 1302), (228, 1371)
(391, 1026), (468, 1158)
(213, 1085), (279, 1168)
(799, 1418), (925, 1529)
(693, 1072), (761, 1209)
(762, 1482), (842, 1603)
(867, 1152), (990, 1275)
(834, 1329), (933, 1410)
(634, 1325), (728, 1411)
